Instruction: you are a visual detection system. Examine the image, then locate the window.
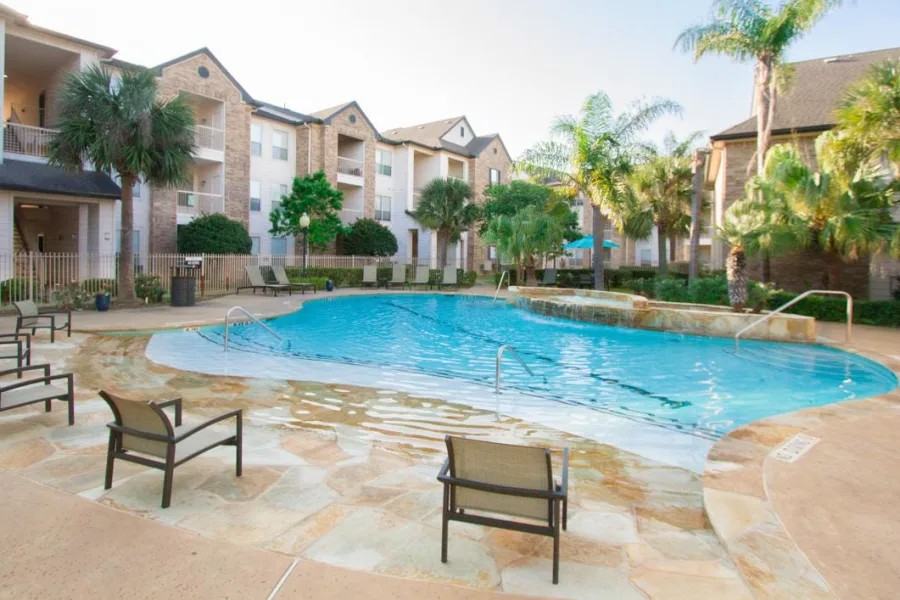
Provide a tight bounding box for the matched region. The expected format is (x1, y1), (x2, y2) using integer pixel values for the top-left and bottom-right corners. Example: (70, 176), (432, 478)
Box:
(250, 124), (262, 156)
(132, 178), (141, 199)
(272, 130), (288, 160)
(375, 195), (391, 221)
(460, 126), (465, 137)
(270, 237), (287, 256)
(640, 248), (652, 266)
(376, 149), (392, 176)
(250, 181), (261, 211)
(250, 236), (260, 256)
(280, 183), (289, 197)
(488, 168), (501, 187)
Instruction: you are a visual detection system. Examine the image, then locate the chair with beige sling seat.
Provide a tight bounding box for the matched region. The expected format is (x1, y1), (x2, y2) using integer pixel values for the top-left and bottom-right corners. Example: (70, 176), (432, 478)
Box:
(437, 436), (569, 584)
(362, 265), (379, 288)
(100, 391), (243, 508)
(409, 266), (431, 289)
(387, 264), (407, 289)
(272, 264), (316, 294)
(14, 300), (71, 342)
(0, 363), (75, 425)
(0, 332), (31, 373)
(237, 265), (291, 296)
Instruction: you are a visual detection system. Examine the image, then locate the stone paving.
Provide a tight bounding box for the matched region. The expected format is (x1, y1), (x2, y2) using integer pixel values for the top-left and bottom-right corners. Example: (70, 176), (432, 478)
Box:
(0, 331), (752, 599)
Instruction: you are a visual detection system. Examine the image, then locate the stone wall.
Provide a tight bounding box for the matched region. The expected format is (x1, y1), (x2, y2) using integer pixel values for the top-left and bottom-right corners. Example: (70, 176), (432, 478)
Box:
(467, 137), (512, 271)
(315, 106), (377, 219)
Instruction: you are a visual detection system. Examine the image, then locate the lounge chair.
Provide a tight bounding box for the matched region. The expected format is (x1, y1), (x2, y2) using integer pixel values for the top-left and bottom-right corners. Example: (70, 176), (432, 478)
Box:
(0, 332), (30, 373)
(0, 363), (75, 425)
(538, 269), (557, 287)
(272, 265), (316, 294)
(438, 266), (458, 290)
(237, 265), (291, 296)
(387, 264), (407, 289)
(14, 300), (71, 343)
(577, 273), (594, 289)
(362, 265), (378, 288)
(409, 266), (431, 289)
(437, 436), (569, 584)
(100, 391), (242, 508)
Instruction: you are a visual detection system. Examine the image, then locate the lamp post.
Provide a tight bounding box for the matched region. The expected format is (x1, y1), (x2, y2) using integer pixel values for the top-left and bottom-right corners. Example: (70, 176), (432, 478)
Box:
(299, 212), (310, 275)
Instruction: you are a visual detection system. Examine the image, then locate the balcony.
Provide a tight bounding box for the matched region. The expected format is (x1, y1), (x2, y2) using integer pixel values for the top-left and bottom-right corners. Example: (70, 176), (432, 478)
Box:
(340, 208), (363, 225)
(337, 156), (364, 186)
(412, 188), (424, 211)
(194, 125), (225, 152)
(4, 122), (58, 160)
(176, 190), (225, 223)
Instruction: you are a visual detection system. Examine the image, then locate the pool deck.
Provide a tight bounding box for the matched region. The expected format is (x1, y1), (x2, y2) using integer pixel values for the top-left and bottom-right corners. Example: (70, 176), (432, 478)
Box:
(0, 289), (896, 598)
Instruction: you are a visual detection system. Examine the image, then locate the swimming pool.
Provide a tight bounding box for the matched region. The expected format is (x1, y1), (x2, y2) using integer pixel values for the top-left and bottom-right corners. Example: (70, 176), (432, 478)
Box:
(152, 294), (895, 444)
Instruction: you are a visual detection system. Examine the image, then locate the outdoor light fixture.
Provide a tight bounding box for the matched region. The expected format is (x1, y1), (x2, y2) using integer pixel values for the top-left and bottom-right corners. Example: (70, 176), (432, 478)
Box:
(299, 212), (310, 275)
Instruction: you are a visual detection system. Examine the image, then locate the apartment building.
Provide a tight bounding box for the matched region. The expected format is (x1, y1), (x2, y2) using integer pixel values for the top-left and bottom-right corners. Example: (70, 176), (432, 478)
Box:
(0, 5), (513, 273)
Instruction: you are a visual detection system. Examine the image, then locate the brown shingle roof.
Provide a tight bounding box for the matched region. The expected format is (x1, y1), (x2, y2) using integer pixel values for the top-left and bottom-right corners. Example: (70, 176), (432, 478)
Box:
(712, 47), (900, 140)
(381, 117), (465, 147)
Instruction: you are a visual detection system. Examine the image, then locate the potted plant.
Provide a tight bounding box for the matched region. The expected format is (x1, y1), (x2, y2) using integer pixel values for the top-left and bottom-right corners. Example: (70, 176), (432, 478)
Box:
(95, 288), (111, 311)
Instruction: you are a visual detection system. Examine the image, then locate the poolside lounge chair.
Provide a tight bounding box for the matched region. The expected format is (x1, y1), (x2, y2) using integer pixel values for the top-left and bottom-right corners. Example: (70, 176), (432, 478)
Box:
(0, 363), (75, 425)
(387, 264), (407, 289)
(362, 265), (379, 288)
(100, 391), (242, 508)
(237, 265), (291, 296)
(438, 266), (458, 290)
(538, 269), (557, 287)
(14, 300), (71, 343)
(272, 265), (316, 294)
(438, 436), (568, 584)
(0, 332), (30, 373)
(409, 266), (431, 289)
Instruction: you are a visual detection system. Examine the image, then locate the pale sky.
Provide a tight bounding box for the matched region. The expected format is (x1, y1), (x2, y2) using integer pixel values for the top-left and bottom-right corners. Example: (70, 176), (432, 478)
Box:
(16, 0), (900, 156)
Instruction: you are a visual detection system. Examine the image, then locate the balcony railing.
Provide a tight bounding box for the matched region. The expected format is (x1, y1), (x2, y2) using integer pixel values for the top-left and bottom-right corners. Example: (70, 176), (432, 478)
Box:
(177, 190), (225, 216)
(194, 125), (225, 152)
(4, 122), (58, 158)
(412, 188), (425, 210)
(337, 156), (364, 177)
(340, 208), (363, 224)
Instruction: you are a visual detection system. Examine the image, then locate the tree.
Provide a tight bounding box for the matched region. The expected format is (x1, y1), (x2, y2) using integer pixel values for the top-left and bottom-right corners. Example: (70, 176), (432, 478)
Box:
(177, 213), (252, 254)
(48, 65), (193, 303)
(518, 91), (680, 289)
(677, 0), (840, 176)
(412, 178), (480, 267)
(481, 180), (580, 239)
(338, 218), (398, 256)
(483, 203), (571, 285)
(270, 171), (344, 250)
(626, 132), (703, 274)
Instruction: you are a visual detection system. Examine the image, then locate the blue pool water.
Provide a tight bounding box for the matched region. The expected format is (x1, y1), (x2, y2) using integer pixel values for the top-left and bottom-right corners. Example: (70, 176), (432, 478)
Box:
(193, 294), (896, 440)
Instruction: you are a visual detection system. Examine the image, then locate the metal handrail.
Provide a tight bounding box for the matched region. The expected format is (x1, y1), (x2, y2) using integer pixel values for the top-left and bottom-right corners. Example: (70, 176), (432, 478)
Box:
(223, 305), (281, 352)
(495, 344), (535, 394)
(493, 270), (509, 303)
(735, 289), (852, 349)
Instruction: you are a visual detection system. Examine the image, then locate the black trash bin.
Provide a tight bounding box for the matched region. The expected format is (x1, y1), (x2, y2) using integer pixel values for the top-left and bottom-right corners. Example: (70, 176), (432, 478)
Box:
(170, 263), (201, 307)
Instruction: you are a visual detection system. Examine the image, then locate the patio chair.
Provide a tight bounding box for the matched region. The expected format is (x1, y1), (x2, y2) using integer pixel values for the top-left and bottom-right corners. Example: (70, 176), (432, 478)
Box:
(577, 273), (594, 289)
(387, 264), (407, 289)
(272, 265), (316, 294)
(0, 363), (75, 425)
(237, 265), (291, 296)
(437, 436), (569, 584)
(362, 265), (379, 288)
(438, 266), (458, 290)
(538, 269), (558, 287)
(14, 300), (71, 343)
(409, 266), (431, 289)
(0, 332), (30, 374)
(100, 391), (242, 508)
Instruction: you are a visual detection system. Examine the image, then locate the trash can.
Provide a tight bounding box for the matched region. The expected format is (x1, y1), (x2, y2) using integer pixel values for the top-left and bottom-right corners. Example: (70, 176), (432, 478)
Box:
(170, 261), (201, 307)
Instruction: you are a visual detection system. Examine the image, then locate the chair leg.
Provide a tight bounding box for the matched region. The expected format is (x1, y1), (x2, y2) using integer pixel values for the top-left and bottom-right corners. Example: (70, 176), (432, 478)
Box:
(162, 446), (175, 508)
(67, 319), (72, 338)
(235, 413), (243, 477)
(44, 398), (51, 413)
(104, 432), (116, 489)
(50, 327), (55, 343)
(441, 483), (450, 564)
(552, 498), (561, 584)
(563, 497), (568, 531)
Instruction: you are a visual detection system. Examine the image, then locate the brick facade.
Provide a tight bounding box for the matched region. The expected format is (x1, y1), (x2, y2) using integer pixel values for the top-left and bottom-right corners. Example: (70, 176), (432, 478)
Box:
(151, 53), (252, 252)
(467, 137), (512, 271)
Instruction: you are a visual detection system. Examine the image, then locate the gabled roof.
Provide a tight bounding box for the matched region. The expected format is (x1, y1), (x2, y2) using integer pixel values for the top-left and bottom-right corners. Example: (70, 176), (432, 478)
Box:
(1, 3), (117, 56)
(152, 47), (255, 104)
(0, 160), (120, 200)
(252, 101), (320, 125)
(712, 46), (900, 141)
(381, 116), (465, 148)
(308, 101), (380, 135)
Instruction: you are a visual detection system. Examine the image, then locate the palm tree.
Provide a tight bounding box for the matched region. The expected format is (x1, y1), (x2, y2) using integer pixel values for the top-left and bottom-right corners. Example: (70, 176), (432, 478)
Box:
(49, 65), (194, 303)
(676, 0), (840, 176)
(626, 132), (703, 274)
(412, 178), (480, 268)
(518, 91), (680, 289)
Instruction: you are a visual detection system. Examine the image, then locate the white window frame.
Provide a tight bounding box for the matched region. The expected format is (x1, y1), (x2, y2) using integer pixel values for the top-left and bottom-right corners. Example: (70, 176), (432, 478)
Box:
(250, 124), (262, 157)
(375, 194), (391, 222)
(489, 168), (501, 187)
(376, 149), (392, 176)
(272, 130), (288, 161)
(250, 236), (261, 256)
(250, 180), (261, 211)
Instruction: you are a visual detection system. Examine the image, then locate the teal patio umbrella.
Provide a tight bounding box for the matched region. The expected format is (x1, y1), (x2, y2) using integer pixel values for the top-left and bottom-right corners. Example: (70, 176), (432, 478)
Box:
(564, 235), (620, 250)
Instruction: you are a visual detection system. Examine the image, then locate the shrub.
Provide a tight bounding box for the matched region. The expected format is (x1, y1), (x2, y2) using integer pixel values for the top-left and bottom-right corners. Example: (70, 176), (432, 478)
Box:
(82, 278), (117, 295)
(284, 266), (477, 289)
(52, 282), (91, 310)
(654, 277), (689, 302)
(135, 274), (164, 303)
(687, 275), (729, 306)
(337, 218), (398, 256)
(1, 278), (30, 303)
(766, 292), (900, 326)
(177, 213), (252, 254)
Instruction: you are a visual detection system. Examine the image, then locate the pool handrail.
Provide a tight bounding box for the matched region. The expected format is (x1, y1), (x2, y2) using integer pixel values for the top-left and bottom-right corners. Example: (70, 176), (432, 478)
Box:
(734, 289), (852, 350)
(493, 270), (509, 303)
(223, 305), (281, 352)
(495, 344), (535, 394)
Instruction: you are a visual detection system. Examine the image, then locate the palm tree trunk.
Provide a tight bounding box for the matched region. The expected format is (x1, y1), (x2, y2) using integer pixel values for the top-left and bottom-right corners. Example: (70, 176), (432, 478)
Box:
(436, 230), (448, 268)
(688, 149), (706, 282)
(668, 232), (677, 262)
(761, 252), (771, 283)
(754, 56), (775, 175)
(657, 226), (668, 276)
(118, 173), (137, 304)
(726, 246), (748, 312)
(592, 208), (606, 290)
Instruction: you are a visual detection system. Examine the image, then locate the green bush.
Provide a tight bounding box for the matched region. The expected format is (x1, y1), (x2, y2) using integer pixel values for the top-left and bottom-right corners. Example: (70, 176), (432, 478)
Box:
(82, 278), (117, 295)
(177, 213), (252, 254)
(284, 266), (477, 289)
(135, 274), (164, 303)
(654, 277), (689, 302)
(687, 275), (729, 306)
(766, 292), (899, 326)
(337, 218), (398, 256)
(1, 278), (30, 303)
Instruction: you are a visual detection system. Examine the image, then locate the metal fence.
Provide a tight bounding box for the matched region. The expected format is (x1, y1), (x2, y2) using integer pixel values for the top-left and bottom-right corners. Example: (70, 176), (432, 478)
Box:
(0, 253), (454, 306)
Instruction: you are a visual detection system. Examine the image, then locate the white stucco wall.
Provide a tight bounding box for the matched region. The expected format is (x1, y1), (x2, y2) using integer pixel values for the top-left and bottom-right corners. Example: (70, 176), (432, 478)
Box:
(249, 115), (296, 255)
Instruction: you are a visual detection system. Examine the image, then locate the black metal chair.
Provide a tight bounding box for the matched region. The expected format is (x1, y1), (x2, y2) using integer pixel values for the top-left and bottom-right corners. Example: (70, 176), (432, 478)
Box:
(14, 300), (71, 343)
(0, 332), (31, 374)
(0, 363), (74, 425)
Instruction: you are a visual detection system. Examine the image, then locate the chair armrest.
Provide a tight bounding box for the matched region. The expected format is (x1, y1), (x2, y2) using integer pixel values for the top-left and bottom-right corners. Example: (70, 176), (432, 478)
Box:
(559, 448), (569, 497)
(173, 409), (242, 442)
(437, 458), (450, 481)
(38, 308), (71, 319)
(0, 332), (29, 341)
(0, 372), (72, 394)
(20, 314), (55, 324)
(437, 472), (564, 500)
(0, 363), (49, 378)
(156, 397), (183, 426)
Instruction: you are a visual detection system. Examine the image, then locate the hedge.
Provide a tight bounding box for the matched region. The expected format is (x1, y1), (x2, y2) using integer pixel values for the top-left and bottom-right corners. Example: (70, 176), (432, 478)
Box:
(767, 291), (900, 327)
(283, 266), (476, 288)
